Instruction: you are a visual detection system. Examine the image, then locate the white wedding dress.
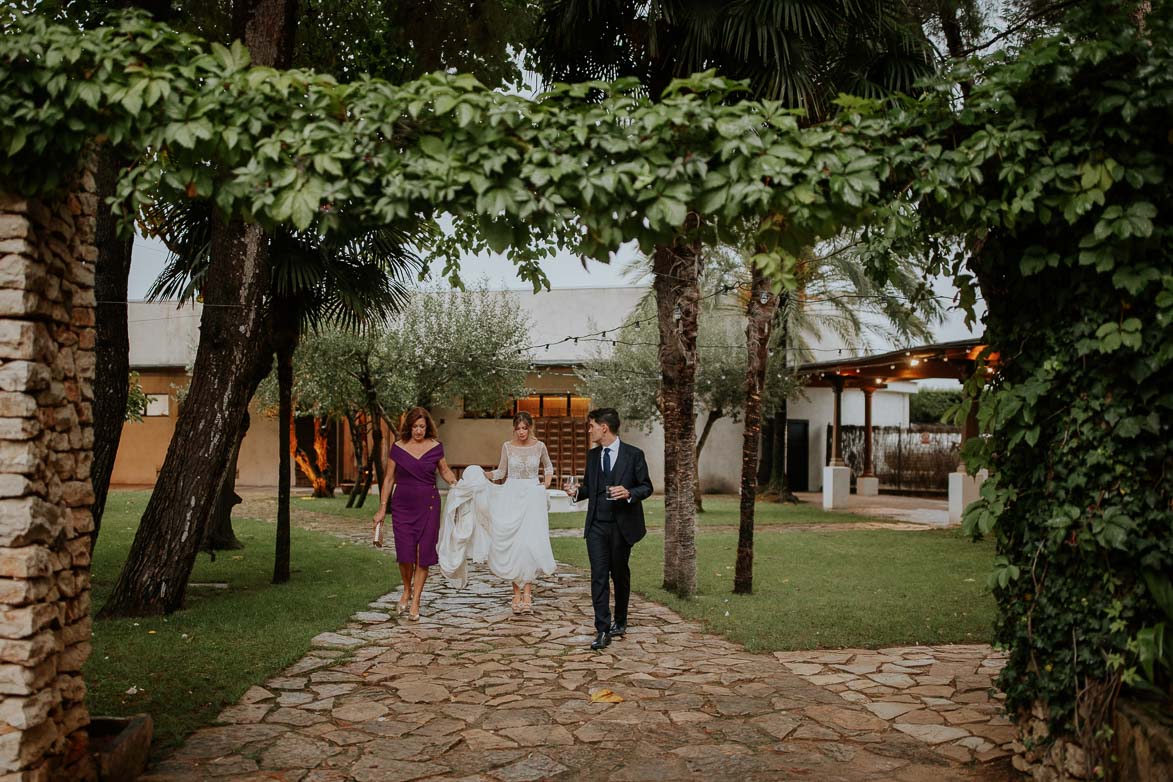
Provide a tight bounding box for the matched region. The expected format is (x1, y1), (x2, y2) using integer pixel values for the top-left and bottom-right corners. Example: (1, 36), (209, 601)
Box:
(486, 441), (557, 585)
(437, 466), (492, 589)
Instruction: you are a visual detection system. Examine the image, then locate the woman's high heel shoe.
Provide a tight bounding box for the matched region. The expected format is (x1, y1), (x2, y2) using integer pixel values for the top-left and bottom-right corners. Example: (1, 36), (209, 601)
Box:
(511, 594), (522, 614)
(521, 593), (533, 614)
(397, 596), (409, 615)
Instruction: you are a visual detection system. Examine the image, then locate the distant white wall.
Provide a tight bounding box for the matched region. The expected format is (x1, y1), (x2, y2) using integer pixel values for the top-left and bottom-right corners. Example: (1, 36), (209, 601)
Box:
(127, 301), (201, 368)
(615, 412), (746, 495)
(433, 407), (513, 468)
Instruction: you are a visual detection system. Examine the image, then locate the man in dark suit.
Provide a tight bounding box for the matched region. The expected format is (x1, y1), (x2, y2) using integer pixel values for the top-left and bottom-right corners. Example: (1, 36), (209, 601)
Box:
(564, 408), (653, 650)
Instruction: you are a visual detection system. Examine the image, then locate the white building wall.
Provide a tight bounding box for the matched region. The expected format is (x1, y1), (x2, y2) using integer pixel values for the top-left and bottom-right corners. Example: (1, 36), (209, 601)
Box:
(616, 413), (745, 495)
(127, 300), (201, 367)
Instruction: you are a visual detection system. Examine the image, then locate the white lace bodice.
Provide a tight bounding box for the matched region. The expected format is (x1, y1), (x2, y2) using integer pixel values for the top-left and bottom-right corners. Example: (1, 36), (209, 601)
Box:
(489, 441), (553, 482)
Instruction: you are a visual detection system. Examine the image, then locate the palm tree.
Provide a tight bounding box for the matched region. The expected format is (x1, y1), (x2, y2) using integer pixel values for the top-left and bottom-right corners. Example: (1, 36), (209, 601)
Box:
(531, 0), (936, 598)
(735, 237), (941, 593)
(144, 197), (423, 583)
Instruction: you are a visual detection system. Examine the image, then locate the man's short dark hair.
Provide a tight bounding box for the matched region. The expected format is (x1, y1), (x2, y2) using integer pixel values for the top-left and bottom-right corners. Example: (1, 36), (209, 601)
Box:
(588, 407), (621, 434)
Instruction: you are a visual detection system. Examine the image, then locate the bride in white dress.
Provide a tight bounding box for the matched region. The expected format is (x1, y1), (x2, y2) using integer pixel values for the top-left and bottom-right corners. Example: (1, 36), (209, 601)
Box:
(487, 412), (557, 613)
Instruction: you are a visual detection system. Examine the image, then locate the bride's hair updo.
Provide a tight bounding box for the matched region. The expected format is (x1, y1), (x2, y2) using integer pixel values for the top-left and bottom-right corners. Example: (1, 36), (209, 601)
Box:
(513, 411), (534, 430)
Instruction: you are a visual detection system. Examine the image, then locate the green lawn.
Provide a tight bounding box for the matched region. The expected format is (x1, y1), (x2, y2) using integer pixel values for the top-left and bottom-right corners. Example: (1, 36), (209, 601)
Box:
(551, 528), (996, 650)
(546, 496), (897, 530)
(86, 491), (394, 752)
(307, 492), (887, 530)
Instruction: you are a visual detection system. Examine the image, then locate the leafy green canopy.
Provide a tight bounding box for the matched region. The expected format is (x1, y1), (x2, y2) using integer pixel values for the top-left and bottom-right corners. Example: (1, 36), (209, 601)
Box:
(890, 0), (1173, 743)
(1, 12), (907, 290)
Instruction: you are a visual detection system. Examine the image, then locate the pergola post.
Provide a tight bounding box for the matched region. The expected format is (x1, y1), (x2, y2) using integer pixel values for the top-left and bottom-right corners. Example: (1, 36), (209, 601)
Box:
(949, 395), (985, 524)
(829, 378), (845, 467)
(857, 386), (879, 496)
(823, 377), (850, 509)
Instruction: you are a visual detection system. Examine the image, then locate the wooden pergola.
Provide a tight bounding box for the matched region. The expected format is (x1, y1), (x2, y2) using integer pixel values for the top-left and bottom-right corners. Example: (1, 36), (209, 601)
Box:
(797, 339), (992, 487)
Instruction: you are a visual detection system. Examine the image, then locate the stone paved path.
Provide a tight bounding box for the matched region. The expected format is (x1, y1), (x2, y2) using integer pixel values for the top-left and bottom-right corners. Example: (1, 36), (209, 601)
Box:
(144, 557), (1014, 782)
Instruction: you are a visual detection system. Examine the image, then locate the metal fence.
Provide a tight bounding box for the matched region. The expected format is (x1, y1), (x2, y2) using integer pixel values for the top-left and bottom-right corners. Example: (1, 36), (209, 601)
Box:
(827, 424), (962, 494)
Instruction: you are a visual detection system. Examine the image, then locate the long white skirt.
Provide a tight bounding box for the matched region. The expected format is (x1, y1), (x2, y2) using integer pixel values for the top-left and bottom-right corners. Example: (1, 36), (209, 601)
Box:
(488, 478), (556, 585)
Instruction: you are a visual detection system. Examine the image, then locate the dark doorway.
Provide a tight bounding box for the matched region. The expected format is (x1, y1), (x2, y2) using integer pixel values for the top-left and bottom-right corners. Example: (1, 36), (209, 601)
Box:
(786, 419), (810, 492)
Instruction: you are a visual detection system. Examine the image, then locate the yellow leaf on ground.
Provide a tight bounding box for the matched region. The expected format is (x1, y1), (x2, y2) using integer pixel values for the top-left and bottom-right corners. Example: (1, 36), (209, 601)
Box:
(589, 688), (624, 703)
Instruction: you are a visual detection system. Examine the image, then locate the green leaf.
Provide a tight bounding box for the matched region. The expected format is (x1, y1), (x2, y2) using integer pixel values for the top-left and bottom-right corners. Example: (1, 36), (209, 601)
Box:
(480, 219), (512, 254)
(418, 135), (446, 159)
(7, 128), (26, 156)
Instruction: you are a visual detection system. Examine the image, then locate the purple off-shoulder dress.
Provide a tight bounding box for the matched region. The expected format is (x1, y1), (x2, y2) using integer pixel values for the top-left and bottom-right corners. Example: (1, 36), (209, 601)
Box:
(390, 442), (444, 566)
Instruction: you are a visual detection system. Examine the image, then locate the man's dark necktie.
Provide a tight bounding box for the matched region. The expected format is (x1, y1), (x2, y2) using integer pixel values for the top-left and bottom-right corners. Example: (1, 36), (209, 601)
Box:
(603, 447), (611, 477)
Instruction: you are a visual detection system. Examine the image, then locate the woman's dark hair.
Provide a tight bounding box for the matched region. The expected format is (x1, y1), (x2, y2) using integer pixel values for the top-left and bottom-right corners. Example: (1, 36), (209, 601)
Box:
(399, 406), (438, 441)
(512, 411), (534, 429)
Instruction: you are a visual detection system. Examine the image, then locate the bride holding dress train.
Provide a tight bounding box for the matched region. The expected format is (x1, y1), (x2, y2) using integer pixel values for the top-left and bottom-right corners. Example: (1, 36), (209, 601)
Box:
(486, 412), (557, 613)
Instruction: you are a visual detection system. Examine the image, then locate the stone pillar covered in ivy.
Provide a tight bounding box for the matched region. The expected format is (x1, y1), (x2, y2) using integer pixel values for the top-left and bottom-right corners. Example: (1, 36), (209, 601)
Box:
(928, 5), (1173, 779)
(0, 166), (97, 779)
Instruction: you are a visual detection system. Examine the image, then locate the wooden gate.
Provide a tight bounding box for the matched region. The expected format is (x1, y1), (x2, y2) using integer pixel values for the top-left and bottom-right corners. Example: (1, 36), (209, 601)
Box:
(535, 417), (590, 483)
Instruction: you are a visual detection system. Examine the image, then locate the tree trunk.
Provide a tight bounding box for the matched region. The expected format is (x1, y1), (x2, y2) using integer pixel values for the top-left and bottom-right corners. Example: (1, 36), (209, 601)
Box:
(734, 265), (780, 594)
(203, 409), (247, 553)
(90, 148), (134, 548)
(770, 405), (787, 489)
(364, 377), (386, 493)
(100, 217), (272, 616)
(769, 304), (796, 501)
(89, 0), (180, 547)
(312, 417), (334, 495)
(344, 410), (366, 508)
(758, 416), (774, 486)
(653, 229), (702, 598)
(291, 419), (332, 497)
(98, 0), (297, 617)
(273, 327), (295, 584)
(205, 345), (272, 553)
(355, 451), (376, 509)
(693, 408), (722, 513)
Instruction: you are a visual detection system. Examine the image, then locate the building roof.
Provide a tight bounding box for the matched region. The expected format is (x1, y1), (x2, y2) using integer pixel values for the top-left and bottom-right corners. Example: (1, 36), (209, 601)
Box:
(797, 338), (990, 388)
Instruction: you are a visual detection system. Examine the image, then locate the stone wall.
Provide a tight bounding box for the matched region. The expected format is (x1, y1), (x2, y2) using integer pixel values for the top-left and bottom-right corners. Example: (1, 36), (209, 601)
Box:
(1011, 701), (1089, 781)
(1113, 698), (1172, 782)
(0, 170), (97, 780)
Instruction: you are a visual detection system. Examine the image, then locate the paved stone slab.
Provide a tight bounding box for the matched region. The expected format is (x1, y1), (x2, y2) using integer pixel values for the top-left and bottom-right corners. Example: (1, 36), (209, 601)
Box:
(153, 522), (1013, 782)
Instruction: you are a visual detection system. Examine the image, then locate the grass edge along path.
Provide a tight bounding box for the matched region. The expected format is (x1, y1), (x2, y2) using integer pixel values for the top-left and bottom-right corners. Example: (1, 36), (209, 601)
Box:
(306, 493), (900, 530)
(551, 528), (996, 651)
(86, 491), (395, 754)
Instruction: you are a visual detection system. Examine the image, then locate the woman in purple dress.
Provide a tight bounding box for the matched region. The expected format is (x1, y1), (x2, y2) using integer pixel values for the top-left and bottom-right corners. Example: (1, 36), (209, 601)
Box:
(372, 407), (457, 621)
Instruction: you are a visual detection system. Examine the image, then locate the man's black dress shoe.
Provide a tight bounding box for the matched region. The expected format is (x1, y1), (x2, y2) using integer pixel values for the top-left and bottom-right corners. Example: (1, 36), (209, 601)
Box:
(608, 623), (627, 639)
(590, 631), (611, 650)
